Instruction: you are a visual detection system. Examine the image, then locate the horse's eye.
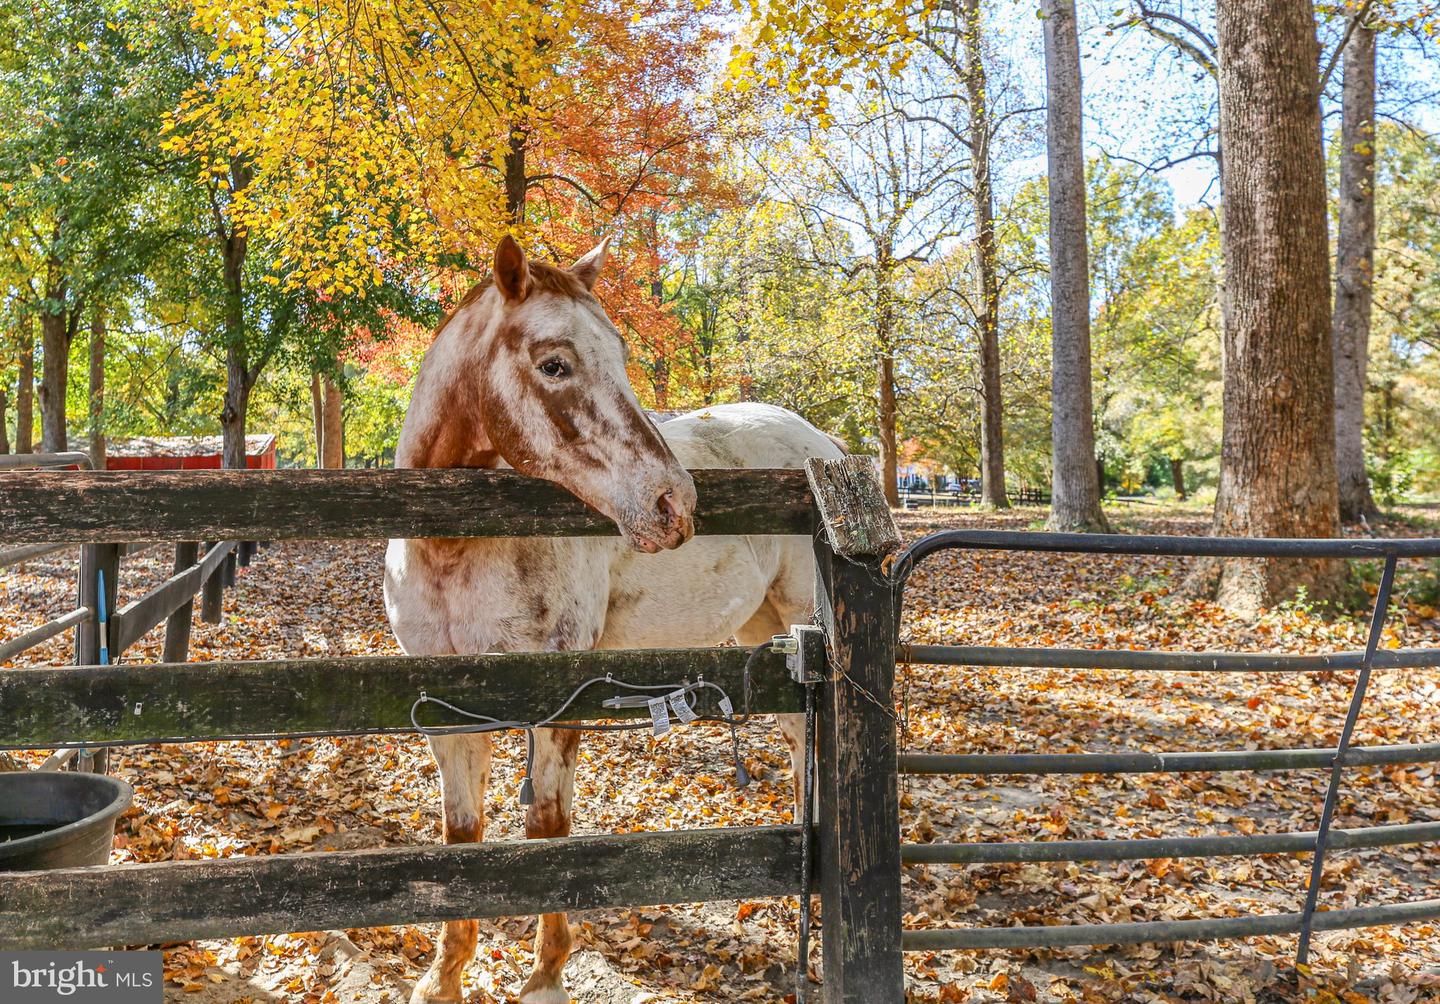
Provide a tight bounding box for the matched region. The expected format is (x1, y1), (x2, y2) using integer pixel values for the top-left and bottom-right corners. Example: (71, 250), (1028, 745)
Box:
(538, 358), (570, 379)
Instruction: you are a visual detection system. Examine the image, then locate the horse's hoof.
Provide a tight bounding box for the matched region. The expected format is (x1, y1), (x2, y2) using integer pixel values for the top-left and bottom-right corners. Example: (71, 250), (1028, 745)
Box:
(517, 976), (571, 1004)
(409, 991), (460, 1004)
(409, 972), (461, 1004)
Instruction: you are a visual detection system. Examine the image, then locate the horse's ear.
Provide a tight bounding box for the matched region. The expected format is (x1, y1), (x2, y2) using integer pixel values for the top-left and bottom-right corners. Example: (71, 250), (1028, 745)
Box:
(494, 235), (529, 303)
(569, 235), (610, 290)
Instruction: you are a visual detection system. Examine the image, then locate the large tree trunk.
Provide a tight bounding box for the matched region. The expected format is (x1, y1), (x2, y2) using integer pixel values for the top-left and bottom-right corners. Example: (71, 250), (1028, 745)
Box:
(218, 166), (254, 472)
(38, 309), (70, 454)
(321, 375), (344, 469)
(1041, 0), (1108, 532)
(962, 0), (1009, 509)
(877, 351), (899, 508)
(1205, 0), (1341, 612)
(219, 255), (250, 469)
(1333, 25), (1379, 524)
(221, 346), (252, 470)
(875, 258), (901, 508)
(15, 314), (34, 453)
(38, 250), (76, 454)
(88, 305), (106, 470)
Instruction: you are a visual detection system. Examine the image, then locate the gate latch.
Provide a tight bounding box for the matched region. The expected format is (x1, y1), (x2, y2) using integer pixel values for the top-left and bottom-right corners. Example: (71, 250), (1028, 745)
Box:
(777, 625), (826, 685)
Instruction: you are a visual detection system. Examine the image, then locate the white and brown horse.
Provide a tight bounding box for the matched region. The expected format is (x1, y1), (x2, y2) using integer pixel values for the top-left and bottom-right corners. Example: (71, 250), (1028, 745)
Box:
(384, 235), (842, 1004)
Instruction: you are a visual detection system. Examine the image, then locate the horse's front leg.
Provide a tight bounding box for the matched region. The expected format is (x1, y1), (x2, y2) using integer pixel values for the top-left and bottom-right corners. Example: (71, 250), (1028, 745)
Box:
(411, 733), (492, 1004)
(517, 727), (582, 1004)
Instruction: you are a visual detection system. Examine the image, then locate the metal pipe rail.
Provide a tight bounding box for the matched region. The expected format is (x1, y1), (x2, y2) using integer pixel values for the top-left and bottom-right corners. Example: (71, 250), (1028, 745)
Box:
(892, 529), (1440, 964)
(901, 898), (1440, 951)
(899, 740), (1440, 776)
(0, 607), (92, 663)
(902, 642), (1440, 673)
(0, 542), (74, 568)
(903, 819), (1440, 865)
(0, 452), (93, 471)
(892, 530), (1440, 589)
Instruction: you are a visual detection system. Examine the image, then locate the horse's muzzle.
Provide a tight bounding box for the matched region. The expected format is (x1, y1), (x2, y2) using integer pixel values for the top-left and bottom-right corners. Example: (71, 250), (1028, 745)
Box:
(626, 479), (696, 552)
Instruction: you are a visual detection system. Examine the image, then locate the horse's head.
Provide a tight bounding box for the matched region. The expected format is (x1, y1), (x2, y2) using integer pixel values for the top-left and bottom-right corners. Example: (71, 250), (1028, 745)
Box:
(476, 235), (697, 552)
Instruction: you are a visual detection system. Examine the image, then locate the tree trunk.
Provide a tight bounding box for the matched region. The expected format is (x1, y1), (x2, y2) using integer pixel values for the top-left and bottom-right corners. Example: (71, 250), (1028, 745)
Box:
(321, 375), (344, 469)
(0, 387), (8, 455)
(1170, 456), (1187, 500)
(962, 0), (1009, 509)
(219, 263), (249, 470)
(310, 372), (325, 467)
(877, 351), (899, 508)
(221, 347), (252, 470)
(38, 308), (70, 454)
(218, 166), (253, 472)
(1205, 0), (1341, 612)
(649, 266), (672, 409)
(875, 257), (901, 508)
(16, 314), (34, 453)
(1333, 25), (1379, 524)
(88, 305), (106, 470)
(505, 126), (527, 226)
(38, 249), (76, 455)
(1041, 0), (1108, 532)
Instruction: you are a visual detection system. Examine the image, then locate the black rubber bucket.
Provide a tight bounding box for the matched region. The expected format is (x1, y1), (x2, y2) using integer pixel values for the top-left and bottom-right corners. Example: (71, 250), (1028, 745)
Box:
(0, 771), (132, 870)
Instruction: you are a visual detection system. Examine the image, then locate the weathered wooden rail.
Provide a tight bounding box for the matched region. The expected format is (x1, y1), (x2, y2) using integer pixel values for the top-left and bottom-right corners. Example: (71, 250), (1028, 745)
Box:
(0, 648), (799, 749)
(0, 460), (905, 1004)
(0, 467), (813, 542)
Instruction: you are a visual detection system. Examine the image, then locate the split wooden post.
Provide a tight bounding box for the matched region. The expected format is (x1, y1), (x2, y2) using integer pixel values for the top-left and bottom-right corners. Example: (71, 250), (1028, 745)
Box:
(201, 543), (224, 624)
(74, 542), (121, 773)
(75, 543), (120, 667)
(162, 542), (200, 663)
(806, 456), (904, 1004)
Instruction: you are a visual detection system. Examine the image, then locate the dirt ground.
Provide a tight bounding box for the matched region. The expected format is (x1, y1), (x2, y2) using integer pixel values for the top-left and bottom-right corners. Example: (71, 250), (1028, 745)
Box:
(5, 502), (1440, 1003)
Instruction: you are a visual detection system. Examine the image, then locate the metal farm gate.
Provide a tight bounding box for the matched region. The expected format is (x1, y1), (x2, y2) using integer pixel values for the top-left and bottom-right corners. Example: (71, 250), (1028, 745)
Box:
(891, 530), (1440, 968)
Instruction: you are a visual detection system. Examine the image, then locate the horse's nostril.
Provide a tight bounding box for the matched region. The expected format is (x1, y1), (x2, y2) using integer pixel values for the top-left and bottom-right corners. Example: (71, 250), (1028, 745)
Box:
(657, 490), (682, 529)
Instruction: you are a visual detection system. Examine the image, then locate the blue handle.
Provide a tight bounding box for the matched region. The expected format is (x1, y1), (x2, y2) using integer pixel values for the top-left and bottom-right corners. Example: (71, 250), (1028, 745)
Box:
(97, 568), (109, 666)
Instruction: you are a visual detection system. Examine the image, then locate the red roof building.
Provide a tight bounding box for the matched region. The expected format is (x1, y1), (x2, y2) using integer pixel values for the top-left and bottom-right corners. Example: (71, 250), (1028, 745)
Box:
(105, 435), (278, 470)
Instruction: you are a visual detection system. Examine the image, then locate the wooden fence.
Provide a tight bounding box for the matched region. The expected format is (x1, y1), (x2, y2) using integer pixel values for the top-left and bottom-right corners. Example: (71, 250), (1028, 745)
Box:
(0, 459), (906, 1004)
(1, 457), (263, 772)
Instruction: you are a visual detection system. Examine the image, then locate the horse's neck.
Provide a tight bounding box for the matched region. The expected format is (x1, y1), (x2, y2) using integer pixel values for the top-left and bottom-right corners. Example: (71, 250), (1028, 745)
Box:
(395, 315), (496, 471)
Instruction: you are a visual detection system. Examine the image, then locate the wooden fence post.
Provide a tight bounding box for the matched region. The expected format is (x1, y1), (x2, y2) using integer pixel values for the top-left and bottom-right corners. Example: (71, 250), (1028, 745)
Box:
(74, 542), (120, 773)
(201, 543), (224, 624)
(806, 457), (904, 1004)
(162, 542), (200, 663)
(75, 543), (120, 667)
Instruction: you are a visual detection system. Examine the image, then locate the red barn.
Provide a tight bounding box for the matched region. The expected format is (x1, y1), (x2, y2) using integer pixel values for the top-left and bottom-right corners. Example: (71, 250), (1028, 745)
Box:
(105, 435), (278, 471)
